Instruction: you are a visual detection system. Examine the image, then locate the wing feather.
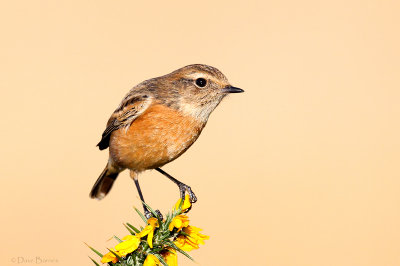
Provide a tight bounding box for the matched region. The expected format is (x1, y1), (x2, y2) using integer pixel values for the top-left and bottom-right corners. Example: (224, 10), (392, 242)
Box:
(97, 94), (152, 150)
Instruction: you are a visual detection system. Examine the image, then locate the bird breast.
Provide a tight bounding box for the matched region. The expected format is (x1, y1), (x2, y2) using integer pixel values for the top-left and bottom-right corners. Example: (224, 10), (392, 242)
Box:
(109, 104), (205, 171)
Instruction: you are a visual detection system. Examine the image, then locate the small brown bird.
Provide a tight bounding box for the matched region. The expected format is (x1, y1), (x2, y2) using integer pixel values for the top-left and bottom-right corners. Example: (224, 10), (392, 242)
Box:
(90, 64), (243, 217)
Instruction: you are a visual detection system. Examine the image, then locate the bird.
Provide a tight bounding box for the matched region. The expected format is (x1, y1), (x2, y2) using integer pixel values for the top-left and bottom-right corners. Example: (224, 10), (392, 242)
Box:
(90, 64), (243, 217)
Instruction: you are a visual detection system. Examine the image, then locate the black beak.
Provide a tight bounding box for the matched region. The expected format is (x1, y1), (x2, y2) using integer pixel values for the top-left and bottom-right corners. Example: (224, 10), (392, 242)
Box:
(223, 86), (244, 93)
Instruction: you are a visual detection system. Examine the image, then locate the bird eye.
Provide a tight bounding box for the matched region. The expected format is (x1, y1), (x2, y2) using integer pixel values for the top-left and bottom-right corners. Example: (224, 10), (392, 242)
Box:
(195, 78), (207, 87)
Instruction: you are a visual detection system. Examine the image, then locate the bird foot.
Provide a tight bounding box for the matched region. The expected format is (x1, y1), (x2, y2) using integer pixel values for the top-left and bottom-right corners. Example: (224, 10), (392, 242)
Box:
(144, 209), (163, 220)
(179, 183), (197, 203)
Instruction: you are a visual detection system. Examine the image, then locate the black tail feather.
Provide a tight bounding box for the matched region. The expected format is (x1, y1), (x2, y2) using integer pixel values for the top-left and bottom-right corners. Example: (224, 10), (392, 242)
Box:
(90, 165), (119, 200)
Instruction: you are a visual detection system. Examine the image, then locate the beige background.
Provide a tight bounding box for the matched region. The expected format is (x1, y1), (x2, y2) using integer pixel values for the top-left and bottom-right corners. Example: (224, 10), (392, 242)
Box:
(1, 1), (400, 265)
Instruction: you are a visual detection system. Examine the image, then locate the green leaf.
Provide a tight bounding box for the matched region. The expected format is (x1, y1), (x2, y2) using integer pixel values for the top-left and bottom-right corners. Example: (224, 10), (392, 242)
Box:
(84, 242), (103, 257)
(134, 207), (148, 223)
(141, 200), (158, 219)
(164, 212), (172, 226)
(162, 212), (174, 232)
(114, 235), (123, 243)
(123, 223), (136, 235)
(88, 256), (100, 266)
(153, 253), (168, 266)
(126, 222), (141, 234)
(107, 248), (123, 261)
(141, 239), (150, 250)
(167, 240), (194, 261)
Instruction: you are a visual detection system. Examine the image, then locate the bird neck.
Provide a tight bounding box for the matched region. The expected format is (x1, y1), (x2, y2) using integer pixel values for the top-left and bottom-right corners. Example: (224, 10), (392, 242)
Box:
(178, 99), (221, 123)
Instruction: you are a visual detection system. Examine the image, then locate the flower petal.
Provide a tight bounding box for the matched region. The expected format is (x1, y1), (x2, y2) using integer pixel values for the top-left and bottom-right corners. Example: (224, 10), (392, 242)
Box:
(143, 254), (160, 266)
(174, 195), (191, 212)
(148, 228), (154, 248)
(101, 249), (119, 264)
(162, 248), (178, 266)
(115, 236), (140, 256)
(169, 215), (190, 232)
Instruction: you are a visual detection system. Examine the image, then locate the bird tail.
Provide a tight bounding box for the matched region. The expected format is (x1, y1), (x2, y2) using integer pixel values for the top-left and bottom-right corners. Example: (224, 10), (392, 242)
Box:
(90, 164), (120, 200)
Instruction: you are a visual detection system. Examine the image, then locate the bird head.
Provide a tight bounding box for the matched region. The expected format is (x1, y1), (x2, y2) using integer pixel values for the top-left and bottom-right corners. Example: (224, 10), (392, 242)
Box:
(164, 64), (244, 122)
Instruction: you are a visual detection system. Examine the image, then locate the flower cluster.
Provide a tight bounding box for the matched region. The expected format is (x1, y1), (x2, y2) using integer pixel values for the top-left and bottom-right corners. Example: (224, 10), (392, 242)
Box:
(88, 196), (209, 266)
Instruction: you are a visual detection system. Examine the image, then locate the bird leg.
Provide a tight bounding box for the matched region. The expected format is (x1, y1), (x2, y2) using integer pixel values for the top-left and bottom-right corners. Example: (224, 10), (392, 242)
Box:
(131, 171), (162, 220)
(155, 168), (197, 203)
(133, 178), (151, 219)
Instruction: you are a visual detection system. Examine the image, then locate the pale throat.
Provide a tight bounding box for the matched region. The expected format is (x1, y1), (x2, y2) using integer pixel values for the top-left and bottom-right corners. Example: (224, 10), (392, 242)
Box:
(179, 99), (221, 123)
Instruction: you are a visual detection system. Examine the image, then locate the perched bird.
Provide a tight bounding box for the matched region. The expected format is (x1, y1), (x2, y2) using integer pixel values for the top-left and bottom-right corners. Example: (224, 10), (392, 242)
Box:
(90, 64), (243, 217)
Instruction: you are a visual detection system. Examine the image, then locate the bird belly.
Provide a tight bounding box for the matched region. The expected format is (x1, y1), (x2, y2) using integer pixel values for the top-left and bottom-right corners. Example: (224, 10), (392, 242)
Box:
(109, 104), (204, 171)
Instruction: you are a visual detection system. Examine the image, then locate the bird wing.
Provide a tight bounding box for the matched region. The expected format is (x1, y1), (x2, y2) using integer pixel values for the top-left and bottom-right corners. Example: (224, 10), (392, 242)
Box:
(97, 94), (152, 150)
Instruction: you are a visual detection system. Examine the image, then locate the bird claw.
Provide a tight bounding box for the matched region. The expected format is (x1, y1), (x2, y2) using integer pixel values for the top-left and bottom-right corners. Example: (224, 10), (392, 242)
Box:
(179, 184), (197, 203)
(144, 209), (163, 220)
(144, 210), (152, 219)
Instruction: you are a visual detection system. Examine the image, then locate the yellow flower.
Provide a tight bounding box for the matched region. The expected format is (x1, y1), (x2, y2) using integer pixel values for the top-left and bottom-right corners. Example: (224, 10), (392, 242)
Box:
(137, 217), (159, 248)
(168, 214), (190, 232)
(183, 225), (209, 245)
(114, 235), (141, 256)
(174, 225), (209, 251)
(174, 235), (198, 251)
(174, 195), (191, 212)
(101, 248), (120, 264)
(143, 254), (161, 266)
(161, 248), (178, 266)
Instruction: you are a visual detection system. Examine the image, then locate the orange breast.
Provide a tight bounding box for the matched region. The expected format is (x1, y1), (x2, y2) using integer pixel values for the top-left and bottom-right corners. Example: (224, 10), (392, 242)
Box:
(109, 104), (205, 171)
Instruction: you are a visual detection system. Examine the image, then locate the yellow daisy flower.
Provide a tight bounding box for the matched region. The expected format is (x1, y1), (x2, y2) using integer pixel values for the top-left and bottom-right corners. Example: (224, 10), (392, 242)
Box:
(143, 254), (161, 266)
(100, 248), (120, 264)
(174, 195), (191, 212)
(114, 235), (141, 256)
(168, 214), (190, 232)
(137, 217), (159, 248)
(161, 248), (178, 266)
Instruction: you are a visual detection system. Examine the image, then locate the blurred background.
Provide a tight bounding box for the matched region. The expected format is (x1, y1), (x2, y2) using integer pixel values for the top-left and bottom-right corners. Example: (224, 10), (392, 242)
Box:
(1, 1), (400, 265)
